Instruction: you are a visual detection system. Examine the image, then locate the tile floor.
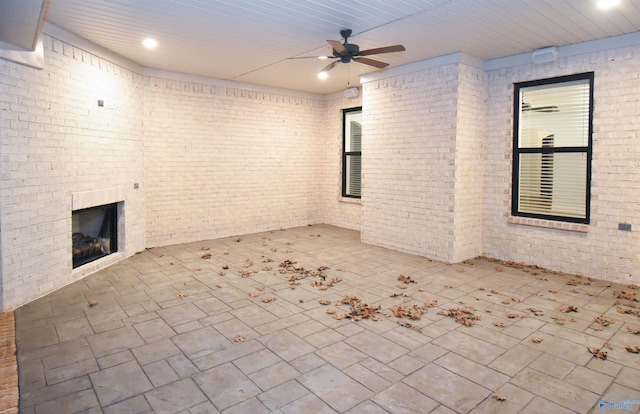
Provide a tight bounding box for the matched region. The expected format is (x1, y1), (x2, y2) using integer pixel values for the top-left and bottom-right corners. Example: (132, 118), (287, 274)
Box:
(14, 225), (640, 413)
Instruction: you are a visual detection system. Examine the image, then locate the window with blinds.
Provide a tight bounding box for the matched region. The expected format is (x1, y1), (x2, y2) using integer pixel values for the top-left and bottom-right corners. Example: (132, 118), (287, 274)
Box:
(343, 107), (362, 198)
(512, 73), (593, 224)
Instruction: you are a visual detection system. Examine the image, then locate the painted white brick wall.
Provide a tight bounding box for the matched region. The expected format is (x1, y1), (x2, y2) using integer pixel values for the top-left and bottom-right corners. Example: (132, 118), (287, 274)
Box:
(452, 64), (485, 262)
(143, 76), (326, 247)
(0, 34), (145, 310)
(361, 65), (459, 261)
(483, 44), (640, 284)
(320, 92), (362, 231)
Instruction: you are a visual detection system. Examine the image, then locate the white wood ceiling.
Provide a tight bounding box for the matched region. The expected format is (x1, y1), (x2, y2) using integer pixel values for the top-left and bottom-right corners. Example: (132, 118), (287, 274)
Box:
(44, 0), (640, 94)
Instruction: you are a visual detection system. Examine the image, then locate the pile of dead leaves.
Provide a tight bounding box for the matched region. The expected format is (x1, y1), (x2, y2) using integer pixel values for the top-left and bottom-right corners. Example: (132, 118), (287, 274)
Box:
(279, 260), (336, 291)
(590, 316), (615, 331)
(616, 305), (640, 318)
(613, 290), (638, 302)
(559, 305), (578, 313)
(397, 274), (416, 284)
(438, 307), (480, 327)
(332, 295), (381, 322)
(587, 346), (608, 360)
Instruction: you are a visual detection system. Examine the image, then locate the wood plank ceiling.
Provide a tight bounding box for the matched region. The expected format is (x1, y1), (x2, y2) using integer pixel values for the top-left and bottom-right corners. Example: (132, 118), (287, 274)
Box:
(43, 0), (640, 94)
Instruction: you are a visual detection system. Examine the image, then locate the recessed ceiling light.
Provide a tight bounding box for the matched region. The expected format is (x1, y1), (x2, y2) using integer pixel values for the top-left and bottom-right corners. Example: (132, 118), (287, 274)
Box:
(317, 71), (329, 80)
(142, 38), (158, 49)
(596, 0), (620, 10)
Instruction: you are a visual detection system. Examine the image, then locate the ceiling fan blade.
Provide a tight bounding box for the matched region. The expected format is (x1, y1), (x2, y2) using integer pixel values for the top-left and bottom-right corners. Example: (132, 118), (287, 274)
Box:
(327, 39), (347, 54)
(353, 57), (389, 68)
(358, 45), (406, 56)
(320, 60), (339, 72)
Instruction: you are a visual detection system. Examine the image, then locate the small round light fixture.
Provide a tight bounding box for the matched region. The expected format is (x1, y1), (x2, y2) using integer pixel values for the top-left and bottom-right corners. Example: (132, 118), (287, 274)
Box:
(596, 0), (620, 10)
(142, 38), (158, 49)
(318, 56), (328, 60)
(317, 71), (329, 80)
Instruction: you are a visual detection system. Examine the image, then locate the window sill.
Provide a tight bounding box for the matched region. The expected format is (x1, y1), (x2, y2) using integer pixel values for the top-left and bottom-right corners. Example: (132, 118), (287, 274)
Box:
(339, 196), (361, 205)
(508, 216), (588, 233)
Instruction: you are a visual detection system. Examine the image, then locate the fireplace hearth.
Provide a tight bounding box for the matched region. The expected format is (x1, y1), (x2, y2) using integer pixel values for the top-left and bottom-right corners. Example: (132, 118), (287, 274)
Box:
(72, 203), (118, 268)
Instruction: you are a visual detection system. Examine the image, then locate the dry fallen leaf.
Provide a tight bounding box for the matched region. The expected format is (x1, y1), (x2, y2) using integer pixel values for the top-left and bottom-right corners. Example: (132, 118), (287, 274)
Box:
(397, 320), (422, 332)
(628, 284), (640, 290)
(222, 265), (229, 270)
(526, 307), (544, 316)
(495, 265), (503, 272)
(493, 321), (505, 327)
(531, 336), (544, 343)
(200, 247), (210, 251)
(491, 390), (506, 401)
(261, 296), (277, 303)
(326, 308), (337, 314)
(627, 327), (640, 335)
(551, 316), (566, 325)
(249, 292), (260, 297)
(177, 292), (187, 298)
(318, 299), (331, 305)
(201, 253), (212, 259)
(624, 346), (640, 354)
(233, 335), (246, 342)
(559, 305), (578, 313)
(87, 300), (98, 308)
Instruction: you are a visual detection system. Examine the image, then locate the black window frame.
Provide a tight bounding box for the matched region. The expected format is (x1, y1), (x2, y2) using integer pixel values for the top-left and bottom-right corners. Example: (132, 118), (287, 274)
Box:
(512, 72), (594, 224)
(342, 106), (362, 199)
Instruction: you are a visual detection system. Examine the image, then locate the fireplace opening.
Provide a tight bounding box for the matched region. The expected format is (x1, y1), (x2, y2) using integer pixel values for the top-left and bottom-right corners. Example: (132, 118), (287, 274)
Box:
(72, 203), (118, 268)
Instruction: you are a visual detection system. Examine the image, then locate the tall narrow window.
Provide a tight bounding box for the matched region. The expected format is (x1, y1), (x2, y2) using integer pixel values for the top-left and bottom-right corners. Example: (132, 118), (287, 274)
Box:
(512, 72), (593, 224)
(343, 107), (362, 198)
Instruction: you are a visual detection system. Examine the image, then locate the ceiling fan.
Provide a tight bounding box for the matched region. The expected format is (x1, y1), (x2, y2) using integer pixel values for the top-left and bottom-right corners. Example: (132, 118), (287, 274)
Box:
(292, 29), (405, 73)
